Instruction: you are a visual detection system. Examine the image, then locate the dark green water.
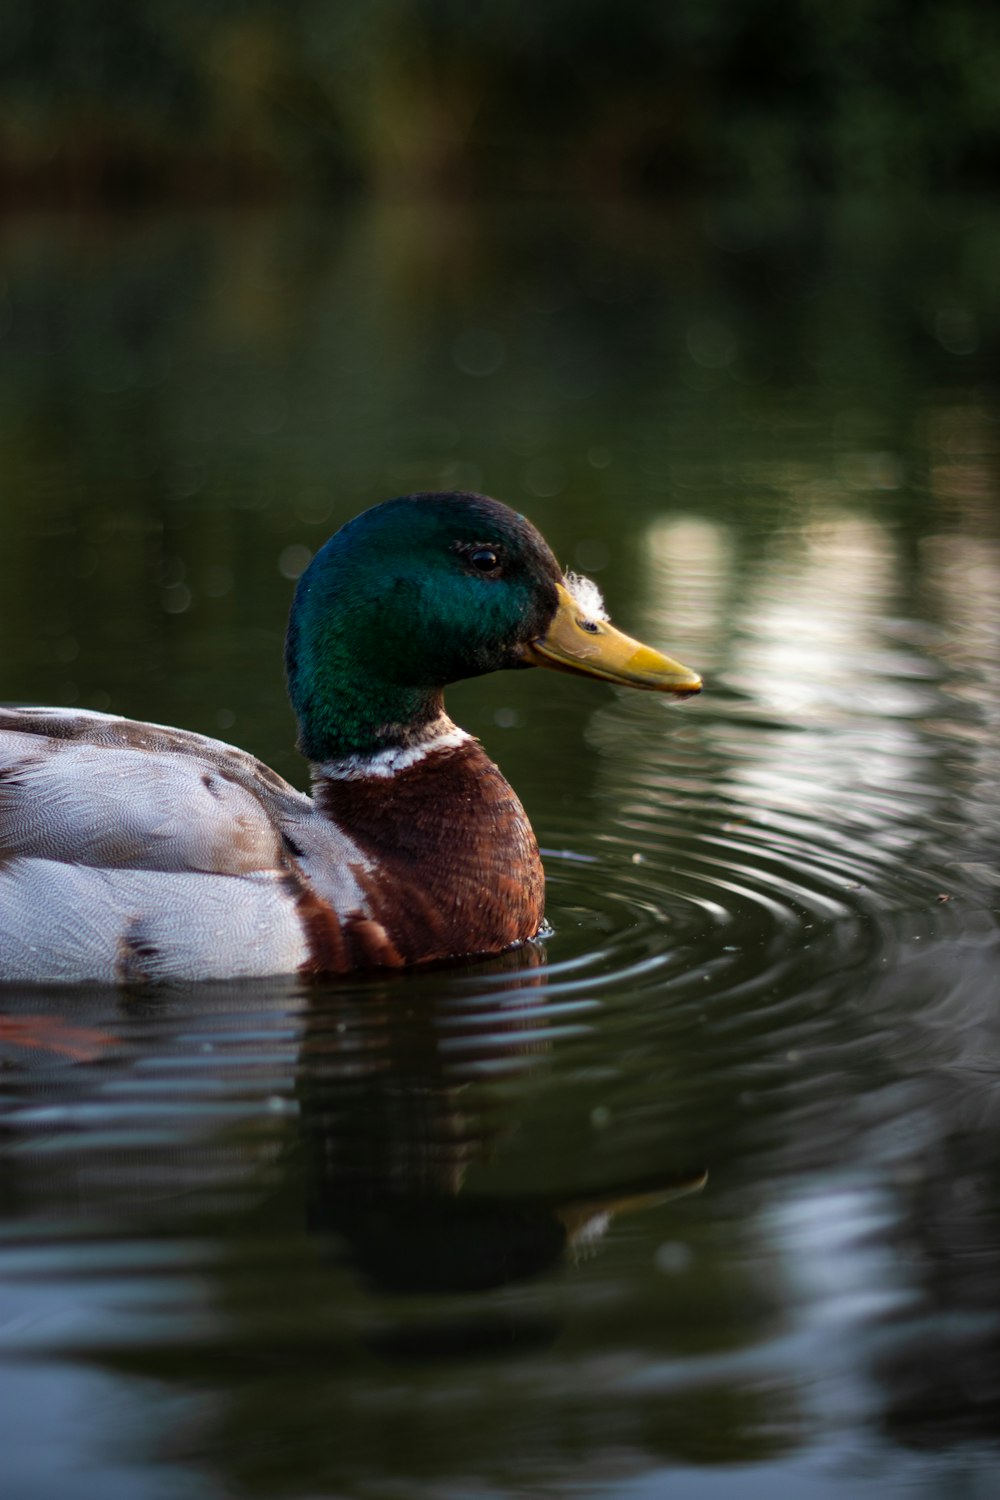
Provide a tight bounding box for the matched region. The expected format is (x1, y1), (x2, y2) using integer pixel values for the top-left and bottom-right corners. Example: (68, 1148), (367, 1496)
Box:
(2, 198), (999, 1498)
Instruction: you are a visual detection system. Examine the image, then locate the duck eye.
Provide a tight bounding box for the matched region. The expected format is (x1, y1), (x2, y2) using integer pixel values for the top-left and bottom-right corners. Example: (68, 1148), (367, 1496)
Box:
(468, 546), (500, 573)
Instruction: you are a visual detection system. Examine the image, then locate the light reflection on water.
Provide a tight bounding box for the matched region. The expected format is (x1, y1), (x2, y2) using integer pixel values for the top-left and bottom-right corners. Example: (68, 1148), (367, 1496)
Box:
(2, 198), (1000, 1498)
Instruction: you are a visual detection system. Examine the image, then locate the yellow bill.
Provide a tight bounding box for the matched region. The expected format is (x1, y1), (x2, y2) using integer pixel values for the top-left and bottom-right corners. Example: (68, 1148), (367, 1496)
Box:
(521, 582), (702, 697)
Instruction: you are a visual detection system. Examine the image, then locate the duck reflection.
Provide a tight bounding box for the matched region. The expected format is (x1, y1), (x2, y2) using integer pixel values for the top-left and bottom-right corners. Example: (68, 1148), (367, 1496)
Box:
(293, 950), (706, 1298)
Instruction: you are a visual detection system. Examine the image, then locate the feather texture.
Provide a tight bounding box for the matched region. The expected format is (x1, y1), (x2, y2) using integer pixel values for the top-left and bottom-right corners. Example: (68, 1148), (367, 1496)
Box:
(0, 708), (362, 982)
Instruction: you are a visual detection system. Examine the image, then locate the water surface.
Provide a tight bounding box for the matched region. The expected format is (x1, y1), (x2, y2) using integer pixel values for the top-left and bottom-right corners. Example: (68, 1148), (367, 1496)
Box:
(2, 197), (999, 1498)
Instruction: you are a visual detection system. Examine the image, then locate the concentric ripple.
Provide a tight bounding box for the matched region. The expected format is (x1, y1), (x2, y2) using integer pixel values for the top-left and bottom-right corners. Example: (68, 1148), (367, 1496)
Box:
(532, 728), (962, 1011)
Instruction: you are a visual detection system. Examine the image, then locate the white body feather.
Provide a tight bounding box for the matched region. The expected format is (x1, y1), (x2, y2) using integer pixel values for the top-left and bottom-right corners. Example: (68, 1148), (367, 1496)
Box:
(0, 707), (371, 983)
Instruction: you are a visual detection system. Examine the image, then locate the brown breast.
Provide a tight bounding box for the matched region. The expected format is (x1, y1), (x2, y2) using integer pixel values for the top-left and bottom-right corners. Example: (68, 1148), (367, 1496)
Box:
(310, 740), (545, 972)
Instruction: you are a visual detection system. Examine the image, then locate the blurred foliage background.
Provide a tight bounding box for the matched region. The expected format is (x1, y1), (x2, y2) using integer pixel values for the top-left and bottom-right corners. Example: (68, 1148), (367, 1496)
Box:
(2, 0), (999, 202)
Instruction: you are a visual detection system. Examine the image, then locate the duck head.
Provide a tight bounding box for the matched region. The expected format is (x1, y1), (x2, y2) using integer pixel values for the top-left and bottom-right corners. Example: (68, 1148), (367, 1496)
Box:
(286, 491), (700, 762)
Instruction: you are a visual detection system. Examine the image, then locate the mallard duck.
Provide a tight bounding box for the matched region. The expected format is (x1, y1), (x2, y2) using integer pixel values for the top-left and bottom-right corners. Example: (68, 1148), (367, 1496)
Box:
(0, 492), (700, 984)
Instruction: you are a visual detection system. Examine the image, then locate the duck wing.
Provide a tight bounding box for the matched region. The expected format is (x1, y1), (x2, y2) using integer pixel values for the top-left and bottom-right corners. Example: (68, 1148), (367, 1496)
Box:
(0, 707), (366, 983)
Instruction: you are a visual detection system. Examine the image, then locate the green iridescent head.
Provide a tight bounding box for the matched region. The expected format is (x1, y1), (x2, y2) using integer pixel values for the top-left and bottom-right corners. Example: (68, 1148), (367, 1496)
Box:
(286, 492), (563, 760)
(286, 490), (701, 763)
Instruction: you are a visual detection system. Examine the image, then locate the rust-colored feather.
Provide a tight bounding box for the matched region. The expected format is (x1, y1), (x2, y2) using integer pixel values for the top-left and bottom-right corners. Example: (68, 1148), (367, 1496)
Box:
(315, 741), (544, 968)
